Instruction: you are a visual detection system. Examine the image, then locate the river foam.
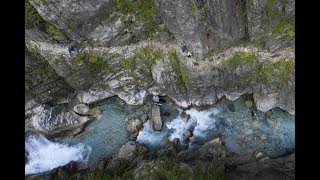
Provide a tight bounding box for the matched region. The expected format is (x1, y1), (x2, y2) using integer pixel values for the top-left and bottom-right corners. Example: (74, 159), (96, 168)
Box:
(25, 134), (91, 175)
(137, 107), (219, 149)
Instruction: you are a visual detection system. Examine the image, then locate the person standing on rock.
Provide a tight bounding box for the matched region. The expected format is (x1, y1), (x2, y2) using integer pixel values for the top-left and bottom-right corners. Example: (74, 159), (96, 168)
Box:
(181, 44), (187, 52)
(68, 44), (76, 58)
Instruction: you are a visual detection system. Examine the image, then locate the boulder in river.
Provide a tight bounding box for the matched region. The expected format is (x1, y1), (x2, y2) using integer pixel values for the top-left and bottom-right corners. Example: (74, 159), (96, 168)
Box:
(267, 119), (277, 127)
(87, 106), (102, 117)
(73, 104), (89, 115)
(151, 105), (163, 131)
(116, 141), (147, 162)
(127, 118), (143, 135)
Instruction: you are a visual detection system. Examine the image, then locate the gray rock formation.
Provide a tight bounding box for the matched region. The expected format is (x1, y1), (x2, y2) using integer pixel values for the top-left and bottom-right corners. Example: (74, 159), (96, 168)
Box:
(151, 105), (163, 131)
(25, 50), (75, 105)
(127, 118), (143, 136)
(158, 0), (247, 58)
(30, 104), (91, 137)
(73, 104), (89, 115)
(226, 153), (295, 180)
(116, 141), (147, 162)
(25, 0), (295, 140)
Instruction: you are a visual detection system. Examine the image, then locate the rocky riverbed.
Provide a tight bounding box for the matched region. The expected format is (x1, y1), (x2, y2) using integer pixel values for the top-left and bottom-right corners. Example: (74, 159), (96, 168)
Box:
(25, 0), (295, 178)
(25, 94), (294, 178)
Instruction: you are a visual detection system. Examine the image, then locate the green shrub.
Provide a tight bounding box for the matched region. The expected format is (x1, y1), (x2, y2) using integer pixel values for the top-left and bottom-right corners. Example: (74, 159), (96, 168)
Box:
(137, 46), (164, 70)
(271, 16), (295, 39)
(259, 58), (294, 82)
(115, 0), (159, 37)
(25, 0), (44, 28)
(46, 22), (66, 39)
(168, 51), (187, 90)
(222, 52), (257, 67)
(195, 171), (225, 180)
(74, 52), (110, 77)
(83, 170), (112, 180)
(191, 5), (196, 13)
(122, 58), (135, 69)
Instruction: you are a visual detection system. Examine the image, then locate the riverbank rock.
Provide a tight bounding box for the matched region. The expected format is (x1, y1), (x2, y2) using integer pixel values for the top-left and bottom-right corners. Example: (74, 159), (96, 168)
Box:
(178, 137), (226, 172)
(73, 104), (89, 115)
(116, 141), (147, 162)
(254, 151), (265, 159)
(260, 133), (267, 140)
(87, 106), (102, 117)
(245, 100), (253, 108)
(180, 111), (191, 121)
(183, 130), (193, 143)
(151, 105), (163, 131)
(141, 113), (148, 123)
(267, 119), (277, 127)
(245, 129), (253, 135)
(31, 105), (91, 137)
(226, 153), (295, 180)
(25, 161), (88, 180)
(127, 118), (143, 136)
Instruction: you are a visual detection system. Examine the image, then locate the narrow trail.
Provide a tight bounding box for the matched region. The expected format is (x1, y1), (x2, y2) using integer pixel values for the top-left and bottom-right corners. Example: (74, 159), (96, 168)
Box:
(27, 39), (295, 65)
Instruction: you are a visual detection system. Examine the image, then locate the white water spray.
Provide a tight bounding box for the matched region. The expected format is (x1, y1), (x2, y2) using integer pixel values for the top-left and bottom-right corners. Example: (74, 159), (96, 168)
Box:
(25, 135), (91, 175)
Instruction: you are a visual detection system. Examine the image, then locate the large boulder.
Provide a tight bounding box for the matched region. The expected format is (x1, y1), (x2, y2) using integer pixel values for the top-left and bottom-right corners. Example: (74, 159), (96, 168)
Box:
(178, 137), (226, 172)
(116, 141), (147, 162)
(104, 141), (147, 174)
(226, 153), (295, 180)
(31, 104), (91, 137)
(73, 104), (89, 115)
(127, 118), (143, 136)
(151, 105), (163, 131)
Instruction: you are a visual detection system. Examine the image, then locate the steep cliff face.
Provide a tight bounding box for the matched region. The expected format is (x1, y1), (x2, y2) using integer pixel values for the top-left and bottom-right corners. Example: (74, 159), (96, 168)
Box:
(158, 0), (247, 58)
(25, 0), (295, 115)
(25, 48), (75, 105)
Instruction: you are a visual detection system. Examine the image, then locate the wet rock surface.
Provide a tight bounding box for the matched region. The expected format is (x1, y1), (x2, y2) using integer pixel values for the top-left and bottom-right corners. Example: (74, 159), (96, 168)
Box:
(151, 105), (163, 131)
(226, 153), (295, 180)
(25, 0), (295, 177)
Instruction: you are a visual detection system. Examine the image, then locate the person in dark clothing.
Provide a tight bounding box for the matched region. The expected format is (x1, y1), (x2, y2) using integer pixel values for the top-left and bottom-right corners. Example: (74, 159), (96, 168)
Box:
(68, 45), (75, 54)
(181, 45), (187, 52)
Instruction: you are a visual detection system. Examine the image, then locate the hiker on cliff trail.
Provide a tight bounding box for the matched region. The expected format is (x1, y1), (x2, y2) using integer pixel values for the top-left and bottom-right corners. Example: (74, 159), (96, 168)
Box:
(68, 44), (77, 58)
(181, 44), (187, 52)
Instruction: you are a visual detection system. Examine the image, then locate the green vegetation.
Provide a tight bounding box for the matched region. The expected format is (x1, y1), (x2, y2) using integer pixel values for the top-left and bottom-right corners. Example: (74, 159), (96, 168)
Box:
(100, 8), (114, 22)
(271, 16), (295, 39)
(46, 22), (66, 40)
(120, 46), (163, 82)
(74, 52), (110, 77)
(258, 59), (274, 81)
(115, 0), (160, 37)
(221, 52), (257, 67)
(83, 170), (112, 180)
(266, 0), (277, 8)
(191, 5), (196, 14)
(121, 58), (135, 69)
(252, 0), (295, 47)
(26, 46), (54, 83)
(25, 0), (45, 28)
(150, 161), (192, 180)
(137, 46), (164, 70)
(258, 58), (294, 82)
(195, 171), (225, 180)
(83, 169), (133, 180)
(199, 8), (206, 21)
(168, 51), (187, 90)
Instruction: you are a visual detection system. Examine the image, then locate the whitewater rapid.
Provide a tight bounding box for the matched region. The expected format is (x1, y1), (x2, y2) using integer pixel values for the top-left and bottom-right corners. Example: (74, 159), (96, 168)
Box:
(25, 135), (91, 175)
(136, 107), (219, 149)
